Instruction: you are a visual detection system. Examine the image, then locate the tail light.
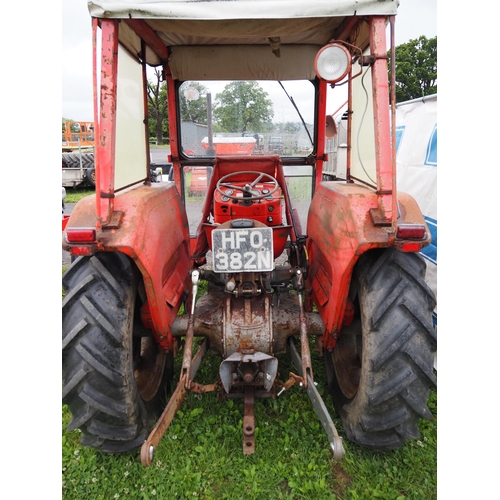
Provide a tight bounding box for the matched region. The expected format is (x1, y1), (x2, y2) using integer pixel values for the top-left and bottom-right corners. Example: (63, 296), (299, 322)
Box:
(65, 227), (97, 256)
(395, 224), (427, 253)
(65, 228), (97, 244)
(396, 224), (426, 240)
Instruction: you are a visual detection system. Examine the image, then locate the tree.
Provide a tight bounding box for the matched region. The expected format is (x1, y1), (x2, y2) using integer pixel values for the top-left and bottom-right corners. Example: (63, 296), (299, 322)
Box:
(283, 122), (302, 134)
(147, 69), (169, 144)
(389, 35), (437, 103)
(180, 82), (210, 125)
(213, 81), (273, 133)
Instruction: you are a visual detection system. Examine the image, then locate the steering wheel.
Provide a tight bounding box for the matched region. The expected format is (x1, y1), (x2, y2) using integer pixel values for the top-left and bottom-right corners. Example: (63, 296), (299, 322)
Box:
(216, 171), (279, 201)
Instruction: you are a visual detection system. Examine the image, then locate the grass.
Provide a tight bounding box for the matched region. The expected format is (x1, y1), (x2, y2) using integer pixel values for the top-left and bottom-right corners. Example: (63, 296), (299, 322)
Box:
(64, 187), (95, 203)
(62, 270), (437, 499)
(286, 176), (313, 201)
(62, 350), (436, 499)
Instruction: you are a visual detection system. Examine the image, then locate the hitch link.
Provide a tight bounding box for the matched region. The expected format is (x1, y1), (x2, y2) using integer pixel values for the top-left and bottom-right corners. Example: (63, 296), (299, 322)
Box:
(140, 338), (209, 466)
(243, 386), (256, 455)
(296, 269), (313, 387)
(182, 270), (199, 389)
(140, 270), (204, 467)
(289, 339), (345, 461)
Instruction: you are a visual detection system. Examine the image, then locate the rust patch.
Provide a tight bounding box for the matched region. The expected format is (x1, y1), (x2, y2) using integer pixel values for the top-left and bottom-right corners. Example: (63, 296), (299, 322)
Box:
(223, 295), (273, 356)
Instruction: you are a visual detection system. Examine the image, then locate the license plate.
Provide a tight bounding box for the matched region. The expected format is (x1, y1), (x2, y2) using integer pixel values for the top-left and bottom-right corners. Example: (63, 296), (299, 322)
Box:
(212, 227), (273, 273)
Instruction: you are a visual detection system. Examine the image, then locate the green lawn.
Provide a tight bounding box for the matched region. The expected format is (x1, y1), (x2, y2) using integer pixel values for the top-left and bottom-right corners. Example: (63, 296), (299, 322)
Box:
(64, 187), (95, 203)
(62, 324), (436, 499)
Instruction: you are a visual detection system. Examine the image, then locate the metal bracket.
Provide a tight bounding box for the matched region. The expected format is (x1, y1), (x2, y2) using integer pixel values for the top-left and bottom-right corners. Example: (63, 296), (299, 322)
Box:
(370, 207), (392, 227)
(277, 372), (304, 396)
(189, 381), (219, 394)
(288, 339), (345, 461)
(181, 270), (200, 388)
(101, 210), (123, 229)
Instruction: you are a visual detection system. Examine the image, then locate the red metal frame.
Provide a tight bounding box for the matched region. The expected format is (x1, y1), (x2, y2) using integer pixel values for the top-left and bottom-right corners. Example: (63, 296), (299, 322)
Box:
(306, 16), (429, 351)
(141, 41), (152, 184)
(165, 66), (183, 196)
(81, 18), (191, 351)
(369, 16), (396, 229)
(315, 79), (328, 192)
(124, 19), (170, 62)
(94, 19), (119, 227)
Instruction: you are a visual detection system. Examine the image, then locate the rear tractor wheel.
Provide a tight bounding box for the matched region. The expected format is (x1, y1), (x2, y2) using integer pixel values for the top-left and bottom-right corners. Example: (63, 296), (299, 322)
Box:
(325, 248), (436, 449)
(62, 253), (173, 453)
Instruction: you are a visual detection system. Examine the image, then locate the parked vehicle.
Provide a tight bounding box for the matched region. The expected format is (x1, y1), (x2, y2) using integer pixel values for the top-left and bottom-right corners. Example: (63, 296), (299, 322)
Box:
(62, 121), (96, 188)
(269, 136), (284, 154)
(62, 122), (166, 188)
(62, 0), (436, 465)
(187, 166), (211, 196)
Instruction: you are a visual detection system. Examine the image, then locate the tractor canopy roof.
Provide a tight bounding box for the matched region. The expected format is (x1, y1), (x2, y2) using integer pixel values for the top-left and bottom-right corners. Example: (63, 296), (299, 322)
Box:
(88, 0), (399, 80)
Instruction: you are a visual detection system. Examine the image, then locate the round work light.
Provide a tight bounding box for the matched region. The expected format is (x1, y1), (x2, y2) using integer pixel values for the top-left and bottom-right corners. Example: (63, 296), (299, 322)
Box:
(314, 43), (351, 83)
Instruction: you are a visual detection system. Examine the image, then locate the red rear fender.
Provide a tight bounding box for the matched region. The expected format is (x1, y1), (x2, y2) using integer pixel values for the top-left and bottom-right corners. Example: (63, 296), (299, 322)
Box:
(306, 181), (430, 349)
(63, 183), (191, 351)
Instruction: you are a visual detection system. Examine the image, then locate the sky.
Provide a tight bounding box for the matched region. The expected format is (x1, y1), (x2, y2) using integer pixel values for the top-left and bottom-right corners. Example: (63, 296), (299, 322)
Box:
(61, 0), (437, 121)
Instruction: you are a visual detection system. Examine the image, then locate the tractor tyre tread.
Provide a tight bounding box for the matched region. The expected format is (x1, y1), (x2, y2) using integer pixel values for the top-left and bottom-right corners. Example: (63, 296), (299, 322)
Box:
(327, 247), (436, 450)
(62, 253), (170, 453)
(62, 152), (95, 170)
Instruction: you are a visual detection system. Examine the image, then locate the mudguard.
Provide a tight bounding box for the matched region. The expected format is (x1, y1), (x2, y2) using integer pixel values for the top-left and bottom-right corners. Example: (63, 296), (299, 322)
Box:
(306, 181), (431, 350)
(62, 183), (191, 351)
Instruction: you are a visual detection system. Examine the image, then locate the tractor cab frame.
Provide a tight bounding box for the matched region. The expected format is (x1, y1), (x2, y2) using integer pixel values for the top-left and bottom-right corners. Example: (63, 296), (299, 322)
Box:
(63, 0), (436, 465)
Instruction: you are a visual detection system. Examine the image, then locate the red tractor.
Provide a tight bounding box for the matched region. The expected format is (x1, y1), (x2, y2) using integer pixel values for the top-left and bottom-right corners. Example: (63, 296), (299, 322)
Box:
(62, 0), (436, 465)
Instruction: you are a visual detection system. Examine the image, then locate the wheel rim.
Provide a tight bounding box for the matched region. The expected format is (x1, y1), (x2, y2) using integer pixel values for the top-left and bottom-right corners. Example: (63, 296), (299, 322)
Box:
(134, 337), (166, 402)
(332, 319), (362, 400)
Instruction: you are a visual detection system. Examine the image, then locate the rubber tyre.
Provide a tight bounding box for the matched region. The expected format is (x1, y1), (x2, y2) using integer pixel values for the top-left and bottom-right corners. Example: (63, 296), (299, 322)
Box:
(62, 153), (78, 168)
(62, 253), (173, 453)
(325, 248), (436, 450)
(62, 152), (95, 170)
(85, 167), (96, 187)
